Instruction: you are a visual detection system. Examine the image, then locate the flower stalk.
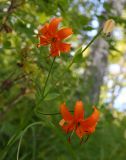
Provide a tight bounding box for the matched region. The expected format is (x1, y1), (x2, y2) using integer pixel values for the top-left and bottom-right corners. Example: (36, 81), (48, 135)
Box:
(42, 57), (56, 98)
(54, 28), (103, 86)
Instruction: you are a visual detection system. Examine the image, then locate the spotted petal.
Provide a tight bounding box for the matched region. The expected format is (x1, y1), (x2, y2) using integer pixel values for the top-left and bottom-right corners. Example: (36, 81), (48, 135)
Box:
(62, 123), (74, 133)
(60, 103), (73, 121)
(39, 36), (49, 46)
(75, 126), (85, 139)
(59, 42), (71, 52)
(81, 107), (100, 133)
(50, 42), (60, 56)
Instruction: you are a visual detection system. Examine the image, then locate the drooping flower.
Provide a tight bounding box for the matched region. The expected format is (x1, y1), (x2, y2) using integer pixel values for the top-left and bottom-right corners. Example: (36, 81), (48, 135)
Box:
(59, 101), (100, 141)
(103, 19), (115, 34)
(37, 17), (73, 57)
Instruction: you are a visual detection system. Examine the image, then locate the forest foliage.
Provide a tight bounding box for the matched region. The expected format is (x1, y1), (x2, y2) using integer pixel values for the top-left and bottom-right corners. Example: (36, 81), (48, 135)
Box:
(0, 0), (126, 160)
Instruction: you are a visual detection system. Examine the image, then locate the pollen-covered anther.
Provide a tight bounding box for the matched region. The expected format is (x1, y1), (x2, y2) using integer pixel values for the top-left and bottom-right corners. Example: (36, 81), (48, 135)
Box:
(59, 119), (65, 126)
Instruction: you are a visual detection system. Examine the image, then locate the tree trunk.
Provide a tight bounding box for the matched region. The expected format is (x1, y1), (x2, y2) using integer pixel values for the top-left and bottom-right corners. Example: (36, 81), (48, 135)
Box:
(83, 0), (126, 105)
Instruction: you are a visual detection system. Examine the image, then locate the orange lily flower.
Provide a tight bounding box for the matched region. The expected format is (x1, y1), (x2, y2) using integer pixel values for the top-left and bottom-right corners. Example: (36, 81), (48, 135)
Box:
(59, 101), (100, 141)
(37, 17), (73, 57)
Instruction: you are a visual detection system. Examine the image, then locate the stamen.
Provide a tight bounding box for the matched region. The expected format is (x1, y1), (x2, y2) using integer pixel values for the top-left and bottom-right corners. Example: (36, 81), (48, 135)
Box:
(80, 135), (90, 145)
(51, 37), (57, 42)
(67, 127), (70, 134)
(80, 138), (84, 145)
(67, 127), (75, 143)
(68, 136), (71, 143)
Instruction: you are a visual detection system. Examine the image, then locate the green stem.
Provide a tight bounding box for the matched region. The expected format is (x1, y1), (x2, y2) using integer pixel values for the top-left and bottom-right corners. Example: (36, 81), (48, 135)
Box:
(16, 122), (43, 160)
(70, 28), (103, 68)
(80, 28), (102, 55)
(38, 29), (102, 101)
(17, 134), (23, 160)
(54, 28), (103, 86)
(32, 127), (36, 160)
(36, 110), (73, 116)
(42, 57), (56, 97)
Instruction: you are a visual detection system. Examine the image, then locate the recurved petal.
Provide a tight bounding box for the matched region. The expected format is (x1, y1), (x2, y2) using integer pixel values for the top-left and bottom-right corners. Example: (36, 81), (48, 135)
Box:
(49, 17), (63, 34)
(81, 107), (100, 129)
(60, 103), (73, 121)
(39, 23), (49, 37)
(39, 36), (49, 46)
(62, 123), (74, 133)
(74, 101), (84, 121)
(59, 42), (71, 52)
(75, 126), (85, 139)
(57, 28), (73, 40)
(84, 126), (96, 134)
(50, 43), (60, 56)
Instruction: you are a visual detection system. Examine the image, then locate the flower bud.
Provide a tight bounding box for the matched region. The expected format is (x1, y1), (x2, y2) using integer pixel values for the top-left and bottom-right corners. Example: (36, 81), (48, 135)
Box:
(103, 19), (115, 34)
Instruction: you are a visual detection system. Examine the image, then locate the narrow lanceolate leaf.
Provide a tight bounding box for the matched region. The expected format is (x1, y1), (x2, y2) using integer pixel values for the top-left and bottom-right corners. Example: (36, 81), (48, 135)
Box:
(47, 121), (77, 160)
(44, 93), (60, 101)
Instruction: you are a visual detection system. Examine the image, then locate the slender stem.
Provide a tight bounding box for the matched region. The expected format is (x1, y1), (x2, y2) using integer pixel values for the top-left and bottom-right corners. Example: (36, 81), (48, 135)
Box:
(37, 110), (74, 116)
(68, 127), (76, 143)
(32, 127), (36, 160)
(69, 28), (103, 68)
(80, 28), (103, 55)
(17, 134), (23, 160)
(39, 112), (61, 115)
(42, 57), (56, 97)
(38, 29), (102, 102)
(54, 28), (103, 86)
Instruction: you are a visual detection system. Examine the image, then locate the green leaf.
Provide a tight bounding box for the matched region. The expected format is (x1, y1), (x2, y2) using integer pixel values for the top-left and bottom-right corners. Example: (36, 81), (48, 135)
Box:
(44, 93), (60, 101)
(4, 41), (11, 49)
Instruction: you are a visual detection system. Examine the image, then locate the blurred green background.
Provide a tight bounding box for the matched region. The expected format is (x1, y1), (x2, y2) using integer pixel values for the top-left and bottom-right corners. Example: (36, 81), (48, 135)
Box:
(0, 0), (126, 160)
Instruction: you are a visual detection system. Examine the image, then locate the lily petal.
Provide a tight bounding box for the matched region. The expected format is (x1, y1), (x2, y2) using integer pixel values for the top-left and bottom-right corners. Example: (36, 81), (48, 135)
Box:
(60, 103), (73, 121)
(76, 126), (85, 139)
(59, 42), (71, 52)
(84, 126), (96, 134)
(57, 28), (73, 40)
(74, 101), (84, 121)
(39, 36), (49, 46)
(39, 23), (49, 37)
(62, 123), (74, 133)
(49, 17), (62, 34)
(81, 107), (100, 130)
(50, 43), (60, 56)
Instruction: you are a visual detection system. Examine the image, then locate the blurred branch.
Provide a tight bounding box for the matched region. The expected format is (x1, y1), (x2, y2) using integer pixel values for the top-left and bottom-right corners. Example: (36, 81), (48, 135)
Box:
(0, 74), (27, 93)
(0, 45), (33, 93)
(0, 0), (25, 32)
(0, 87), (26, 121)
